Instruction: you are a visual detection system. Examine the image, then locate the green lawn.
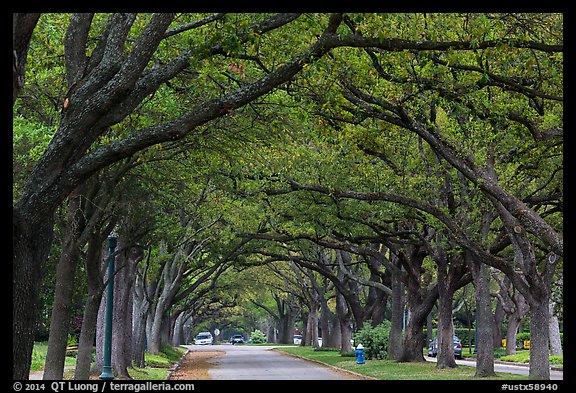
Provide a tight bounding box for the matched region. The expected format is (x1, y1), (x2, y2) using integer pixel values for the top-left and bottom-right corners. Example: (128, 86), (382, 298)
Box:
(461, 348), (563, 367)
(276, 346), (528, 380)
(31, 342), (77, 371)
(31, 341), (187, 380)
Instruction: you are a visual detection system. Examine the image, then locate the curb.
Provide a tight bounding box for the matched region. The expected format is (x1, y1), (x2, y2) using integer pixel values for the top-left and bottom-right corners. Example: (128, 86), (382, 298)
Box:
(274, 349), (378, 380)
(166, 346), (191, 380)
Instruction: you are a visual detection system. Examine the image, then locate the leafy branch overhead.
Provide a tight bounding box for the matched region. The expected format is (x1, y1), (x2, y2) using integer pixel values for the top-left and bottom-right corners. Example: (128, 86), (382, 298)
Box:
(13, 13), (562, 380)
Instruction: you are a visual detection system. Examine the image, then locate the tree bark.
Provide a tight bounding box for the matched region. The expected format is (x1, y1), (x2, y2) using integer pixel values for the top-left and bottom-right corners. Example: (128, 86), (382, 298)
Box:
(110, 242), (140, 378)
(335, 289), (353, 353)
(436, 281), (457, 368)
(172, 312), (185, 346)
(43, 195), (82, 380)
(493, 301), (505, 350)
(434, 248), (457, 369)
(13, 13), (40, 104)
(529, 297), (551, 380)
(505, 314), (524, 356)
(131, 266), (150, 368)
(387, 266), (404, 360)
(319, 295), (335, 348)
(468, 255), (497, 377)
(397, 245), (437, 362)
(13, 214), (55, 380)
(278, 301), (298, 344)
(75, 233), (106, 380)
(548, 301), (562, 356)
(305, 302), (320, 348)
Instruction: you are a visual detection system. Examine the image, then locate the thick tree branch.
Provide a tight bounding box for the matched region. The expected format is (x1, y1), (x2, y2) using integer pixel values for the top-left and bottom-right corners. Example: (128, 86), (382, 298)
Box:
(66, 14), (345, 187)
(164, 13), (226, 38)
(64, 13), (94, 88)
(13, 13), (41, 104)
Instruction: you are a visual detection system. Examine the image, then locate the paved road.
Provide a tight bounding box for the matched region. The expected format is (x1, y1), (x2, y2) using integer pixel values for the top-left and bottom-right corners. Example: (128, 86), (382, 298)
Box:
(424, 356), (563, 380)
(184, 344), (360, 380)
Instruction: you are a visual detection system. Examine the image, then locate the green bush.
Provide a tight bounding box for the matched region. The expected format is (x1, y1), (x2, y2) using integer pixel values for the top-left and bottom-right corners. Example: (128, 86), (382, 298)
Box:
(353, 320), (391, 360)
(250, 329), (267, 344)
(67, 334), (78, 347)
(550, 356), (563, 366)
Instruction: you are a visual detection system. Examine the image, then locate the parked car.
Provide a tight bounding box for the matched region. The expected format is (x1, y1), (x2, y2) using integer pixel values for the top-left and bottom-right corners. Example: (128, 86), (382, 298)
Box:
(194, 332), (213, 345)
(428, 336), (463, 359)
(229, 334), (245, 344)
(291, 335), (323, 346)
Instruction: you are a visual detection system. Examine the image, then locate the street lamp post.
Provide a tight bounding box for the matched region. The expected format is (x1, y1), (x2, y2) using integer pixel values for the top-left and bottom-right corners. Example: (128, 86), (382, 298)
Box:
(99, 228), (118, 380)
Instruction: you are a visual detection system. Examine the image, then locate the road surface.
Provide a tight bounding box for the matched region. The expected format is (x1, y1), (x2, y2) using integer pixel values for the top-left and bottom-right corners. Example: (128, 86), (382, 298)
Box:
(184, 344), (361, 380)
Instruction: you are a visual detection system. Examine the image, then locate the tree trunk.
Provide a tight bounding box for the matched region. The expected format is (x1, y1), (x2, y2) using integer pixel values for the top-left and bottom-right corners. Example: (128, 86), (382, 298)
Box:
(13, 13), (40, 104)
(44, 196), (82, 380)
(160, 314), (172, 348)
(110, 243), (138, 378)
(327, 312), (341, 350)
(43, 249), (79, 379)
(172, 312), (185, 346)
(528, 296), (551, 380)
(305, 302), (319, 348)
(493, 301), (505, 350)
(335, 290), (353, 353)
(400, 315), (426, 362)
(266, 320), (278, 343)
(435, 260), (457, 369)
(75, 234), (105, 380)
(13, 215), (55, 380)
(131, 266), (149, 368)
(548, 301), (562, 356)
(131, 305), (148, 367)
(277, 301), (297, 344)
(472, 261), (497, 377)
(398, 251), (436, 362)
(388, 268), (404, 360)
(95, 289), (106, 372)
(319, 296), (334, 348)
(436, 292), (456, 368)
(505, 315), (523, 356)
(148, 297), (168, 355)
(75, 292), (102, 380)
(94, 239), (139, 378)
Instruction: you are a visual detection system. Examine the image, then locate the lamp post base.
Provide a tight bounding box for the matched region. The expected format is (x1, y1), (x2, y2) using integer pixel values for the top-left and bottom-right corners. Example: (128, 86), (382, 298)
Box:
(99, 367), (114, 380)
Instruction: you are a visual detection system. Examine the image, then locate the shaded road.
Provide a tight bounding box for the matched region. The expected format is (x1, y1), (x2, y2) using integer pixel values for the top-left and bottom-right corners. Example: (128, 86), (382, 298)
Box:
(183, 344), (361, 380)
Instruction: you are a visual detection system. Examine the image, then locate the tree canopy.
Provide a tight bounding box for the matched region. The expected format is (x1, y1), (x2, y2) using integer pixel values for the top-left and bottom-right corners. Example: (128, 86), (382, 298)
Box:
(13, 12), (562, 380)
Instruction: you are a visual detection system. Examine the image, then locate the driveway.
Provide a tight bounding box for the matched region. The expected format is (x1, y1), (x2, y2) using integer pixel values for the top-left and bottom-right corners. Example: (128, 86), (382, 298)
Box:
(183, 344), (361, 380)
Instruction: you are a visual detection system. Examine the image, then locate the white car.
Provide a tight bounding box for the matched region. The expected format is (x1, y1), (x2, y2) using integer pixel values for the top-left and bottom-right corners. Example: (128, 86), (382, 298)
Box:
(194, 332), (213, 345)
(293, 335), (302, 345)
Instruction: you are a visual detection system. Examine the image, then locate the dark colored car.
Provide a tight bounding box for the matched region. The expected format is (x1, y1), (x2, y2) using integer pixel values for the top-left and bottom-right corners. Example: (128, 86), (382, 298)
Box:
(428, 336), (463, 359)
(229, 334), (245, 344)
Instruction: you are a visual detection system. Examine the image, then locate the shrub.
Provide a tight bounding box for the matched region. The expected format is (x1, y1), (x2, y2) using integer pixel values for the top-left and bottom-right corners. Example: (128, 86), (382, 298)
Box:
(550, 356), (563, 366)
(67, 334), (78, 347)
(250, 329), (267, 344)
(353, 320), (391, 360)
